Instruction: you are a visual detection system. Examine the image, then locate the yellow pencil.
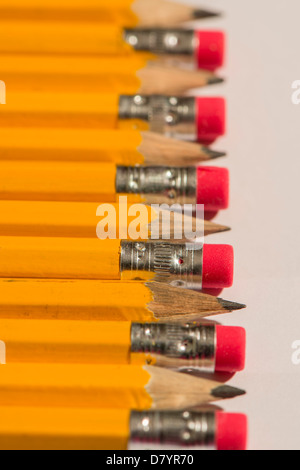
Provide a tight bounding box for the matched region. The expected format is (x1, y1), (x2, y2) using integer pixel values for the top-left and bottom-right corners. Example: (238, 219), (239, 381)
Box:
(0, 319), (246, 374)
(0, 407), (248, 451)
(0, 128), (225, 165)
(0, 278), (245, 322)
(0, 237), (235, 290)
(0, 92), (225, 145)
(1, 54), (222, 95)
(0, 21), (224, 71)
(0, 363), (245, 409)
(0, 161), (229, 212)
(0, 201), (229, 239)
(0, 0), (220, 26)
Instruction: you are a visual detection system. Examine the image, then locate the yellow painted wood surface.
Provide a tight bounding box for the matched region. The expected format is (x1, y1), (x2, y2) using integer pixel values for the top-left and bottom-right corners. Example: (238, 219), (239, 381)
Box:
(0, 319), (147, 365)
(0, 128), (144, 164)
(0, 279), (155, 322)
(0, 237), (122, 280)
(0, 406), (131, 450)
(0, 363), (152, 409)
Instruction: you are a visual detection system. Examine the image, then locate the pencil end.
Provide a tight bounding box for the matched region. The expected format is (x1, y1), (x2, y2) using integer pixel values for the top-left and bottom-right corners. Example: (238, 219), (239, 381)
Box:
(193, 9), (222, 20)
(204, 221), (231, 236)
(218, 299), (247, 312)
(202, 147), (227, 160)
(212, 385), (246, 399)
(207, 76), (225, 86)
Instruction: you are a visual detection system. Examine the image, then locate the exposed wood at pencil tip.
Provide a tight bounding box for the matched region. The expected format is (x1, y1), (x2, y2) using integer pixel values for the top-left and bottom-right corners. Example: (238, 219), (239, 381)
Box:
(139, 132), (226, 165)
(145, 366), (245, 409)
(132, 0), (219, 26)
(146, 282), (246, 321)
(148, 210), (231, 239)
(137, 65), (224, 95)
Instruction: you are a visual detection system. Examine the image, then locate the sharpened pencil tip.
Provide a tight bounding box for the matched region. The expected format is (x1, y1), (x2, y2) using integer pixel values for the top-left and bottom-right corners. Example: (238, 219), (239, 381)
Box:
(207, 77), (225, 86)
(202, 147), (227, 160)
(193, 9), (222, 20)
(214, 224), (231, 234)
(218, 299), (247, 311)
(212, 385), (246, 399)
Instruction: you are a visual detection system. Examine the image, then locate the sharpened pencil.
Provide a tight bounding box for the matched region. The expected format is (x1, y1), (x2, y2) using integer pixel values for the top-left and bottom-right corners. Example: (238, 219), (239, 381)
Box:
(0, 201), (230, 240)
(0, 129), (226, 165)
(0, 0), (220, 26)
(0, 363), (246, 409)
(1, 54), (223, 95)
(0, 279), (246, 322)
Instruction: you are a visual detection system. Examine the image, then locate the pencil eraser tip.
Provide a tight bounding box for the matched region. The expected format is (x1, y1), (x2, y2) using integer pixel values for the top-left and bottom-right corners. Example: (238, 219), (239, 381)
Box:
(202, 244), (234, 289)
(196, 97), (226, 144)
(195, 31), (225, 70)
(197, 166), (229, 211)
(216, 326), (246, 372)
(216, 413), (248, 451)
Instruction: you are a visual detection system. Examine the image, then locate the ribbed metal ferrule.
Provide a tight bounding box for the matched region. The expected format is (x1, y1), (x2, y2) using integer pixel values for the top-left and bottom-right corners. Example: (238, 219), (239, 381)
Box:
(129, 410), (216, 449)
(120, 241), (203, 289)
(118, 95), (197, 139)
(123, 29), (197, 55)
(131, 323), (216, 371)
(116, 166), (197, 204)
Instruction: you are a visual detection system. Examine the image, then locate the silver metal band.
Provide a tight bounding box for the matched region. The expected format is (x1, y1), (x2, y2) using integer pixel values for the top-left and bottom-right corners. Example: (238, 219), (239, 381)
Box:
(120, 241), (203, 289)
(116, 166), (197, 204)
(131, 323), (216, 372)
(129, 410), (216, 450)
(123, 29), (197, 55)
(118, 95), (197, 139)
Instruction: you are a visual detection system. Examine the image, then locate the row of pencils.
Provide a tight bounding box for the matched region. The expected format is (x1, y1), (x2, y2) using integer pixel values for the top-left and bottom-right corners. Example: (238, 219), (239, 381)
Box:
(0, 0), (248, 451)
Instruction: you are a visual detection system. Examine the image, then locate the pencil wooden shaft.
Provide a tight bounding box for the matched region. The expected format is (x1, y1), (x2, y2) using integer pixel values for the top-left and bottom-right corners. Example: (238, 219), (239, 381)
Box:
(0, 54), (212, 94)
(0, 279), (156, 322)
(0, 364), (223, 409)
(0, 0), (197, 27)
(0, 161), (132, 203)
(0, 319), (135, 365)
(0, 21), (143, 55)
(0, 278), (232, 323)
(0, 92), (123, 129)
(0, 236), (122, 280)
(0, 407), (130, 450)
(0, 364), (152, 410)
(0, 200), (204, 241)
(0, 128), (210, 165)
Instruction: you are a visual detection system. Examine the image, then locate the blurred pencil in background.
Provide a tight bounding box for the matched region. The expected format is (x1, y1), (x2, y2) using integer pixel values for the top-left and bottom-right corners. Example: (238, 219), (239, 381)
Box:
(0, 363), (246, 409)
(0, 93), (226, 145)
(0, 54), (223, 95)
(0, 0), (221, 26)
(0, 128), (226, 165)
(0, 407), (248, 451)
(0, 22), (224, 70)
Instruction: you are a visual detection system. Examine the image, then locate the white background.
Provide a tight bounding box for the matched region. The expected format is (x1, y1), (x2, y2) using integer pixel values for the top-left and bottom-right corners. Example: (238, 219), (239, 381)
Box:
(181, 0), (300, 450)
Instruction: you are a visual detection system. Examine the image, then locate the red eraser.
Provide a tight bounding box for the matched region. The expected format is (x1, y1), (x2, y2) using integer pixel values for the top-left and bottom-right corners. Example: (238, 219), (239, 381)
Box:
(215, 326), (246, 372)
(196, 98), (226, 144)
(195, 31), (225, 70)
(197, 166), (229, 211)
(202, 244), (234, 289)
(216, 413), (248, 451)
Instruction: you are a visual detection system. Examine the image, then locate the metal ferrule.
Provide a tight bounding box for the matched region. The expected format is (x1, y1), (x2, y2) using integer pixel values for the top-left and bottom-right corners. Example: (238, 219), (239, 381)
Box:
(118, 95), (197, 139)
(124, 29), (197, 56)
(116, 166), (197, 204)
(120, 241), (203, 289)
(131, 323), (216, 372)
(129, 410), (216, 450)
